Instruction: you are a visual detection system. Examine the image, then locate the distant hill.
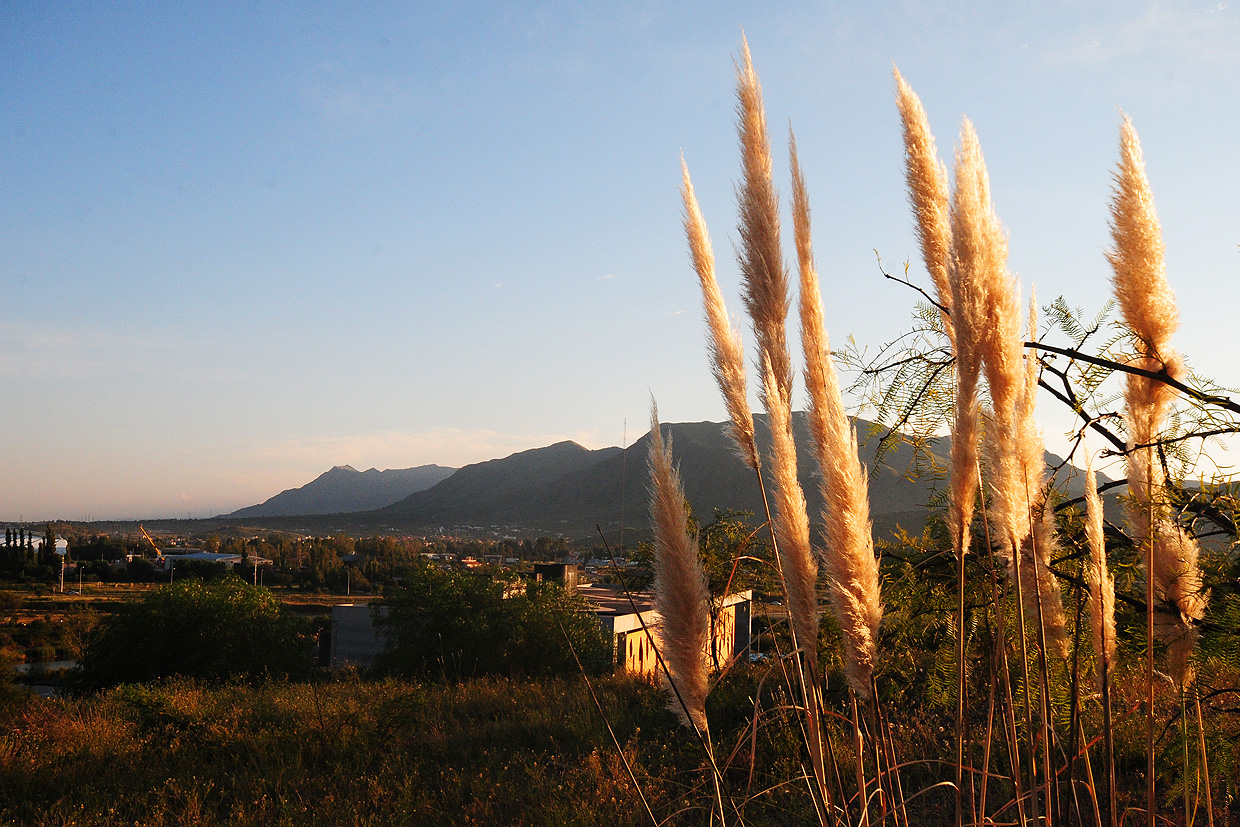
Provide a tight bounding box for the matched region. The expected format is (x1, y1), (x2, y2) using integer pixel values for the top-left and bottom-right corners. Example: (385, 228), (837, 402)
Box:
(226, 464), (457, 518)
(373, 415), (956, 540)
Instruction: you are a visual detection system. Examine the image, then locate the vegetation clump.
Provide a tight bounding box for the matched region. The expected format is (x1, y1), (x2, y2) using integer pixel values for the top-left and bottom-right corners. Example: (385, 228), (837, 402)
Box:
(373, 562), (609, 681)
(73, 576), (313, 690)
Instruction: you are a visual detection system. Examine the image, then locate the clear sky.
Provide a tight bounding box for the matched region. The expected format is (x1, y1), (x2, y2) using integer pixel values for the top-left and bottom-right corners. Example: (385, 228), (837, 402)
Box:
(2, 2), (1237, 520)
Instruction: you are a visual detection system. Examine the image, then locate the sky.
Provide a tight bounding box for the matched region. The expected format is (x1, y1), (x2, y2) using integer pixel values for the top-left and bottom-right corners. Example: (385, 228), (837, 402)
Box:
(1, 1), (1238, 520)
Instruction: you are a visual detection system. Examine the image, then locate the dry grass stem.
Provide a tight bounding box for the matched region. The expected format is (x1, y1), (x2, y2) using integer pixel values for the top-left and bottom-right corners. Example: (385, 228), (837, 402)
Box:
(681, 158), (759, 471)
(647, 404), (711, 732)
(791, 136), (882, 697)
(894, 68), (954, 346)
(736, 36), (793, 410)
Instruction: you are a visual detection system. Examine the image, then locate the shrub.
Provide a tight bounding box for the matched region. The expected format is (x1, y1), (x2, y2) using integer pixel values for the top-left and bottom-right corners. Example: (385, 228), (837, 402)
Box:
(74, 576), (313, 690)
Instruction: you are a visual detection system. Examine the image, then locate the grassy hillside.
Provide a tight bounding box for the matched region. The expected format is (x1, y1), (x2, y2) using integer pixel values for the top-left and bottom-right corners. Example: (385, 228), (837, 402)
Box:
(0, 674), (752, 827)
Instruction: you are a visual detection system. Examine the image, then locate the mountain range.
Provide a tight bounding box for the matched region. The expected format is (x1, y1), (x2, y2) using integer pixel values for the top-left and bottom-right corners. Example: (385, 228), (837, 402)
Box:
(219, 415), (1098, 541)
(225, 464), (456, 518)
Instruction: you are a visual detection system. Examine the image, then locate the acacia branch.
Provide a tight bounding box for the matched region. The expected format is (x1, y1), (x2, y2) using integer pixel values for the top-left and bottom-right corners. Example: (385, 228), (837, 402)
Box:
(1104, 426), (1240, 456)
(877, 359), (953, 447)
(1027, 341), (1240, 416)
(860, 351), (953, 377)
(1053, 479), (1129, 513)
(875, 254), (948, 315)
(1035, 372), (1126, 453)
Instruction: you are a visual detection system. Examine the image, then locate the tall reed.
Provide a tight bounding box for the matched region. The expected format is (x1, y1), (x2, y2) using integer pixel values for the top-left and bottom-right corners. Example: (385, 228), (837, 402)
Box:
(682, 40), (833, 820)
(1083, 459), (1117, 688)
(953, 117), (1048, 825)
(791, 133), (885, 827)
(732, 39), (820, 681)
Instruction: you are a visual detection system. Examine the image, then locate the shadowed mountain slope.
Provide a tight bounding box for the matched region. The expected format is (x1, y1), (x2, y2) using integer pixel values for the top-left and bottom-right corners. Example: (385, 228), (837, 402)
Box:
(374, 415), (958, 540)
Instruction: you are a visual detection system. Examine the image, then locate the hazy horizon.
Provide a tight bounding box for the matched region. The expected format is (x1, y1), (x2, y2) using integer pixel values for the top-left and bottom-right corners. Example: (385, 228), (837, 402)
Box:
(4, 2), (1238, 520)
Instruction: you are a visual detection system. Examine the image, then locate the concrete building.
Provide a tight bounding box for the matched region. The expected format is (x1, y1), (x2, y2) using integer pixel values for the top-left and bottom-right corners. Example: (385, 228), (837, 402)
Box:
(578, 585), (753, 676)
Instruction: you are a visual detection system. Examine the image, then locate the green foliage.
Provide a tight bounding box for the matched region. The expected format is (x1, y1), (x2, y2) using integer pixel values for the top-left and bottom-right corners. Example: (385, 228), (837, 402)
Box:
(74, 576), (313, 689)
(374, 563), (609, 681)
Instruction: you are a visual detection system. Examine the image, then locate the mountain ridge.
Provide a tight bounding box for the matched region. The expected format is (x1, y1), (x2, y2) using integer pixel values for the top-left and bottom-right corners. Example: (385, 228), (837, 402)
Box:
(225, 464), (457, 518)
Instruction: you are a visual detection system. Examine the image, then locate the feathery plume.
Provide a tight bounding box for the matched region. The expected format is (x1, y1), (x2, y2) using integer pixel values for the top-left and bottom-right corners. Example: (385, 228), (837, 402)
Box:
(735, 39), (817, 666)
(894, 68), (954, 347)
(1107, 116), (1205, 686)
(1084, 457), (1117, 684)
(760, 350), (821, 672)
(681, 158), (759, 470)
(736, 35), (792, 409)
(952, 120), (1021, 551)
(960, 124), (1067, 652)
(940, 124), (986, 565)
(648, 403), (711, 731)
(1108, 116), (1182, 382)
(791, 136), (882, 696)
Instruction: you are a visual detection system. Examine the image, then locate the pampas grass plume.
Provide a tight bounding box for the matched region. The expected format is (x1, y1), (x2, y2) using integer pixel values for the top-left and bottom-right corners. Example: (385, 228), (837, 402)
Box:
(736, 36), (792, 409)
(1108, 116), (1181, 379)
(952, 120), (1023, 555)
(681, 158), (759, 470)
(894, 67), (954, 346)
(648, 403), (711, 731)
(791, 137), (882, 696)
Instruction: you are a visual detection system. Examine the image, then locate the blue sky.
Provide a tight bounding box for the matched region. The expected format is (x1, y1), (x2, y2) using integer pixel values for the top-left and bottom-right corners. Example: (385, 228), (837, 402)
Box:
(2, 2), (1237, 520)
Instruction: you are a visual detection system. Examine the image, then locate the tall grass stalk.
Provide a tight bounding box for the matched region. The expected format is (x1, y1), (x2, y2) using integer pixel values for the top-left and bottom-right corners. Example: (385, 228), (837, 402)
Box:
(1195, 695), (1214, 827)
(648, 406), (712, 733)
(790, 133), (882, 702)
(949, 115), (1046, 827)
(1106, 115), (1207, 827)
(896, 70), (978, 827)
(979, 460), (1028, 827)
(1108, 116), (1206, 691)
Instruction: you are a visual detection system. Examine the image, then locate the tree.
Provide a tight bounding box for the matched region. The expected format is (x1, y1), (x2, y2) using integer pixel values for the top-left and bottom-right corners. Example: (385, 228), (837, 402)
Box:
(373, 562), (608, 680)
(74, 576), (313, 689)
